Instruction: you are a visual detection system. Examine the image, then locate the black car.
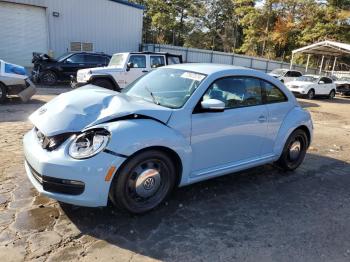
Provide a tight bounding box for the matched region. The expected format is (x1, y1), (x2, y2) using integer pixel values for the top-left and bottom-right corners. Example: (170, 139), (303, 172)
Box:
(32, 52), (111, 85)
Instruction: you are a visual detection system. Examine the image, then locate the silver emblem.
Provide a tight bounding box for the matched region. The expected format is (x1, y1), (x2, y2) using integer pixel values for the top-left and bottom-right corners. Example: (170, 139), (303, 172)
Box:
(38, 108), (47, 115)
(143, 177), (155, 190)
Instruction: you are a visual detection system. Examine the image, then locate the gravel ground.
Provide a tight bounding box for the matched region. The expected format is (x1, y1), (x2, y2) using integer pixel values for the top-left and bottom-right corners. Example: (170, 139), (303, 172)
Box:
(1, 87), (350, 262)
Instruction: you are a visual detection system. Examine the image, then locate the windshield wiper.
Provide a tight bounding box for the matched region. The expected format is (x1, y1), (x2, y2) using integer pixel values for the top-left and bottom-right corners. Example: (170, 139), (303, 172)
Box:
(145, 86), (160, 105)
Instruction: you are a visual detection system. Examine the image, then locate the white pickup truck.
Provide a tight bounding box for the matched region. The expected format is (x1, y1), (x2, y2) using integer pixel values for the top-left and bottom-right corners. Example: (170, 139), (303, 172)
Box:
(73, 52), (183, 91)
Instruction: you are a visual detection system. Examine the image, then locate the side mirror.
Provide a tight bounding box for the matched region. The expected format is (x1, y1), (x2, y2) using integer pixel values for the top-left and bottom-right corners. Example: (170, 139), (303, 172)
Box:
(319, 80), (325, 84)
(201, 99), (225, 112)
(126, 62), (134, 71)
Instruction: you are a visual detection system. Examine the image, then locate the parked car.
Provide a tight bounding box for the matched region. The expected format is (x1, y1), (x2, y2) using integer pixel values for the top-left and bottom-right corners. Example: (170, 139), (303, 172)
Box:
(335, 76), (350, 96)
(23, 63), (312, 214)
(268, 69), (303, 83)
(72, 52), (183, 90)
(0, 60), (36, 103)
(32, 52), (111, 85)
(285, 75), (336, 99)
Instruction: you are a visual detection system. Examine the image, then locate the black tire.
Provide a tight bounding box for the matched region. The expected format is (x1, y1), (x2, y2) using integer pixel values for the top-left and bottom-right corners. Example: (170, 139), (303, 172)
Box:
(329, 89), (336, 99)
(276, 129), (308, 171)
(41, 71), (57, 86)
(91, 79), (117, 91)
(0, 83), (7, 104)
(306, 89), (315, 99)
(109, 150), (177, 214)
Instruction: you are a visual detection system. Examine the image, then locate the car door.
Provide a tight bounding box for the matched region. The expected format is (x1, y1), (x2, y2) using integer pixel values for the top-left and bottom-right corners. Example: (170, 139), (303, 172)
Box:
(84, 54), (104, 69)
(61, 54), (87, 78)
(191, 76), (269, 174)
(124, 55), (148, 86)
(318, 77), (330, 95)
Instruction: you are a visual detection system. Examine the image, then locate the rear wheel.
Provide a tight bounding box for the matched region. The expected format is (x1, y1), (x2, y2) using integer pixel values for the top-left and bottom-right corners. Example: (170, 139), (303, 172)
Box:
(41, 71), (57, 86)
(109, 150), (176, 214)
(276, 129), (308, 171)
(307, 89), (315, 99)
(0, 83), (7, 103)
(329, 89), (336, 99)
(91, 79), (116, 91)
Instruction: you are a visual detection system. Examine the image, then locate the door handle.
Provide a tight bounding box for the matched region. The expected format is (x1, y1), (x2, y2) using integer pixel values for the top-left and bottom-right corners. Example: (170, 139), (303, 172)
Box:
(142, 70), (149, 73)
(258, 115), (267, 123)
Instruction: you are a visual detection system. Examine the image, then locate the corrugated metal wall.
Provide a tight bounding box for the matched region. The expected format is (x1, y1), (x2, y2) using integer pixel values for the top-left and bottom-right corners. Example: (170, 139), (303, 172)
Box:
(142, 44), (319, 74)
(1, 0), (143, 60)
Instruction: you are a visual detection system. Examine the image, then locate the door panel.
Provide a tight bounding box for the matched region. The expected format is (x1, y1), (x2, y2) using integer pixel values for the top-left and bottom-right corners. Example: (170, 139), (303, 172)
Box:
(124, 55), (148, 86)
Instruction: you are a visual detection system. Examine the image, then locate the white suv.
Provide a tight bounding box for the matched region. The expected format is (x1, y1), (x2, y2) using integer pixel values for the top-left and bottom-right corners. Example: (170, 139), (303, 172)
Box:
(73, 52), (182, 90)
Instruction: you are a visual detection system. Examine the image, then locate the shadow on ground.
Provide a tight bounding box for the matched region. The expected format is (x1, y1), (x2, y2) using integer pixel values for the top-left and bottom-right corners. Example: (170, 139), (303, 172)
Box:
(60, 153), (350, 261)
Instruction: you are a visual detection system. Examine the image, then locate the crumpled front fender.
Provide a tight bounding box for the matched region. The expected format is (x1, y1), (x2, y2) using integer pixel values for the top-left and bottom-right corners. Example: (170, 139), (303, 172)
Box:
(92, 119), (193, 186)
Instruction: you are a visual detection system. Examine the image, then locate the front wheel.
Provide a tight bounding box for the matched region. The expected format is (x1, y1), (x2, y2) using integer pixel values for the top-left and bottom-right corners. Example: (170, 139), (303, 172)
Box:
(306, 89), (315, 99)
(329, 89), (335, 99)
(109, 150), (177, 214)
(0, 83), (7, 103)
(41, 71), (57, 86)
(276, 129), (308, 171)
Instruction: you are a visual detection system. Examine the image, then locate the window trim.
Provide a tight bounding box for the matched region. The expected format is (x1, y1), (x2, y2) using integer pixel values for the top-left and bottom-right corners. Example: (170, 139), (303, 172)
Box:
(128, 55), (147, 69)
(193, 75), (288, 114)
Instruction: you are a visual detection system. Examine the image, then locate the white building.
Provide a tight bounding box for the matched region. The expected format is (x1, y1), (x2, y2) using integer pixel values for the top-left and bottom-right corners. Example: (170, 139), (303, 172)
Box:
(0, 0), (144, 66)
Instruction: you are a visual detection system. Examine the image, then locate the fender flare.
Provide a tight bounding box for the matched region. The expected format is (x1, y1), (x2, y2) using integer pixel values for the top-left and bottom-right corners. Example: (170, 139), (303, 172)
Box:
(273, 107), (313, 158)
(88, 74), (120, 91)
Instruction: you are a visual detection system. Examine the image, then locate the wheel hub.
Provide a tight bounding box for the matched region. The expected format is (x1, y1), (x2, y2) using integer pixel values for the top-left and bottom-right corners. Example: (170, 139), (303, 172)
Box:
(135, 169), (161, 198)
(289, 140), (301, 161)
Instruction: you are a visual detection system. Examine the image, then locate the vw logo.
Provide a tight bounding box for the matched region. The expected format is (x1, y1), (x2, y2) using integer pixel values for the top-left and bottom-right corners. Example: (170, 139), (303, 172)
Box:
(38, 107), (47, 115)
(143, 177), (155, 190)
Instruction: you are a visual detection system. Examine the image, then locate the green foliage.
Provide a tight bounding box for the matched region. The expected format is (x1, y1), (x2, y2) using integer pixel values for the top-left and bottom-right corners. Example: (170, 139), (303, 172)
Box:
(130, 0), (350, 65)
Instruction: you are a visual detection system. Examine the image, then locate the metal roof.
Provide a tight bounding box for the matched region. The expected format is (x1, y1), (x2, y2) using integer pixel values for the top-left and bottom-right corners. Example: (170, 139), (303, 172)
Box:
(292, 40), (350, 56)
(109, 0), (144, 10)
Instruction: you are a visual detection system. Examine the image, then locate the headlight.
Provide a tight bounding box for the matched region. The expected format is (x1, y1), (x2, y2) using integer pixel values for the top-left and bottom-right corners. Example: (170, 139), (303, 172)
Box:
(68, 129), (110, 159)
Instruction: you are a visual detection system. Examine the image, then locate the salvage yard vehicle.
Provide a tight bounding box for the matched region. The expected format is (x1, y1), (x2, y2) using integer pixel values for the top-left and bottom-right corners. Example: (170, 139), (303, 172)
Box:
(32, 52), (111, 85)
(0, 60), (36, 103)
(73, 52), (183, 90)
(285, 75), (336, 99)
(23, 63), (313, 214)
(335, 76), (350, 96)
(268, 68), (302, 83)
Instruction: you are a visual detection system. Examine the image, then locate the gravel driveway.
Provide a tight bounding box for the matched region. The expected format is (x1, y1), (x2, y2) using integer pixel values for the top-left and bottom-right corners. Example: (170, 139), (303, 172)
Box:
(1, 87), (350, 262)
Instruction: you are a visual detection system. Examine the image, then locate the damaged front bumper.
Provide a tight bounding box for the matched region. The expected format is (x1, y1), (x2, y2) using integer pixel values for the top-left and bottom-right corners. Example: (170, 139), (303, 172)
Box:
(23, 128), (126, 207)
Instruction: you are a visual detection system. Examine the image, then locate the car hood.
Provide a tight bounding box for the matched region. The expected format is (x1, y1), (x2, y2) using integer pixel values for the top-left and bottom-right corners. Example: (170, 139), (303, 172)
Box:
(286, 81), (313, 87)
(268, 73), (281, 78)
(29, 85), (173, 136)
(79, 66), (124, 74)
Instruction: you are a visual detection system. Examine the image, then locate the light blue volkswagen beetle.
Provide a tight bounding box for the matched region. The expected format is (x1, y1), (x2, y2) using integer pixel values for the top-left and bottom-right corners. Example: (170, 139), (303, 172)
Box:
(23, 64), (313, 214)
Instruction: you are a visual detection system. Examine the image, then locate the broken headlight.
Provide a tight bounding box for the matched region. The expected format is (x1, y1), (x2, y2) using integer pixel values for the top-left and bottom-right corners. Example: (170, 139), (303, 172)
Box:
(68, 129), (110, 159)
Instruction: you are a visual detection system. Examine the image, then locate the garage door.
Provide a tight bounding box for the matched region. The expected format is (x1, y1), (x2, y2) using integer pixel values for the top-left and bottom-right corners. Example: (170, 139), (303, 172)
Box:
(0, 2), (48, 67)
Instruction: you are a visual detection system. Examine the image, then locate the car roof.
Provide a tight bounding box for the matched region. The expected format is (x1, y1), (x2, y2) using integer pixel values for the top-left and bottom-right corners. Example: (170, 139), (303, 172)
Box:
(164, 63), (249, 75)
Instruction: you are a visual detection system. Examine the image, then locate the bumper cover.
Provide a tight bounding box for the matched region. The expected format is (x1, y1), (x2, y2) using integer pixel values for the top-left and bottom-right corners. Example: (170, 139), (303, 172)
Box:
(23, 128), (125, 207)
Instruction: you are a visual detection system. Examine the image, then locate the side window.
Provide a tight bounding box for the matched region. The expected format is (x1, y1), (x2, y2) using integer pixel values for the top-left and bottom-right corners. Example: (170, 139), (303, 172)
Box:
(66, 54), (85, 64)
(203, 77), (262, 109)
(320, 77), (332, 84)
(285, 71), (292, 77)
(261, 80), (287, 103)
(295, 71), (302, 77)
(84, 55), (100, 64)
(167, 56), (181, 65)
(128, 55), (146, 68)
(150, 56), (165, 68)
(290, 71), (302, 77)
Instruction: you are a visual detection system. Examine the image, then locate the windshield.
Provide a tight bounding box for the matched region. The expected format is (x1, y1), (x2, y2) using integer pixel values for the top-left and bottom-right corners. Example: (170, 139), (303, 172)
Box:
(56, 53), (72, 62)
(122, 68), (206, 109)
(270, 69), (287, 76)
(298, 76), (317, 82)
(108, 54), (126, 67)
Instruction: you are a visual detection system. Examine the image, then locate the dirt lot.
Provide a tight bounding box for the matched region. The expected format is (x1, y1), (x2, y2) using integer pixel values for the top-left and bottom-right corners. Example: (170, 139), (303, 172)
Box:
(1, 88), (350, 262)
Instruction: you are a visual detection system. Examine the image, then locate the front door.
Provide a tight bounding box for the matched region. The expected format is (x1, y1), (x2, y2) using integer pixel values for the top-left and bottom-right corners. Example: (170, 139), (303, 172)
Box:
(191, 76), (269, 174)
(61, 54), (89, 79)
(124, 55), (148, 86)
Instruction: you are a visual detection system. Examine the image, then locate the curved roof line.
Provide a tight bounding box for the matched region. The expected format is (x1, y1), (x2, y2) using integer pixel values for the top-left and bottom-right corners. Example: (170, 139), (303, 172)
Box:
(109, 0), (144, 10)
(292, 40), (350, 56)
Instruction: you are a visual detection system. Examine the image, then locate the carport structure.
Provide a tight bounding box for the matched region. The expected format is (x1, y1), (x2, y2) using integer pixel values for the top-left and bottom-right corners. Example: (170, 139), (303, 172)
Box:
(290, 40), (350, 74)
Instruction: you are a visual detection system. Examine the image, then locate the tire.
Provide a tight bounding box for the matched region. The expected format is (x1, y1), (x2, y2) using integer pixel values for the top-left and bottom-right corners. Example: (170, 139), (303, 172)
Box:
(276, 129), (308, 171)
(40, 71), (57, 86)
(0, 83), (7, 104)
(329, 89), (336, 99)
(109, 150), (177, 214)
(91, 79), (116, 91)
(306, 89), (315, 99)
